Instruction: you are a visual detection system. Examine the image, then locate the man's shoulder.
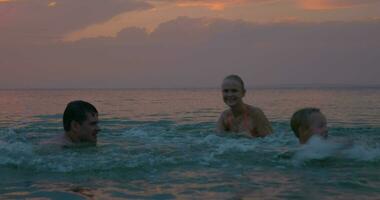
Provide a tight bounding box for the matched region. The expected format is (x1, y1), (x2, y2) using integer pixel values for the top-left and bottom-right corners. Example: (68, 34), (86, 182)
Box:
(40, 134), (73, 146)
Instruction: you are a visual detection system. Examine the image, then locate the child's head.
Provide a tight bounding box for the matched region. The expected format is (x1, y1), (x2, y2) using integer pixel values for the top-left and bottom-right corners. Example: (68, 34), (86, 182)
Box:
(221, 75), (246, 107)
(290, 108), (328, 144)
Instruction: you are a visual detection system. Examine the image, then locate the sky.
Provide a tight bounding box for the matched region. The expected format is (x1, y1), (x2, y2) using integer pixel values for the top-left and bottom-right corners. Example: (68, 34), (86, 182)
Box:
(1, 0), (380, 89)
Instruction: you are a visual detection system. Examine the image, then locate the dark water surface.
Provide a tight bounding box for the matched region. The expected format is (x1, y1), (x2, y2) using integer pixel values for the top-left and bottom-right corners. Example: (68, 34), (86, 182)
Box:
(1, 89), (380, 199)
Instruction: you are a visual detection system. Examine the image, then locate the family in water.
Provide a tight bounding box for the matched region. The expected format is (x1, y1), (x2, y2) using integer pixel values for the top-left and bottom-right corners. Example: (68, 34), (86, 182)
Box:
(47, 74), (328, 147)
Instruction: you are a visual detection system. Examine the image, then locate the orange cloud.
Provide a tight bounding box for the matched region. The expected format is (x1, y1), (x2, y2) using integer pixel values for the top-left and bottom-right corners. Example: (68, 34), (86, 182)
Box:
(298, 0), (378, 10)
(176, 2), (226, 10)
(48, 2), (57, 7)
(0, 0), (11, 2)
(174, 0), (248, 11)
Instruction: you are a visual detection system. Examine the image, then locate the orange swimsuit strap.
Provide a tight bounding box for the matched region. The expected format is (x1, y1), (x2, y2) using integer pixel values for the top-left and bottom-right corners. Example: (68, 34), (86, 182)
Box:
(226, 108), (257, 136)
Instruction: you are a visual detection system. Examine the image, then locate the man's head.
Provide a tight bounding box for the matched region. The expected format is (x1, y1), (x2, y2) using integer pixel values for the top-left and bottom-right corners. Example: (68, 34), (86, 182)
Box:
(290, 108), (328, 144)
(63, 100), (100, 143)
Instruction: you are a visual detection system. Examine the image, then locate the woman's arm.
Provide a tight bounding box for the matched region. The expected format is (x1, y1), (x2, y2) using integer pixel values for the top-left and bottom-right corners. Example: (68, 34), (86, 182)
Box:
(216, 112), (227, 133)
(252, 107), (273, 137)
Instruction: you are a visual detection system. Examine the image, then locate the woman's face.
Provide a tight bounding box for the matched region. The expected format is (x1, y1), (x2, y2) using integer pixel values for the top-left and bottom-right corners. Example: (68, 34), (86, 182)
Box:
(221, 78), (245, 107)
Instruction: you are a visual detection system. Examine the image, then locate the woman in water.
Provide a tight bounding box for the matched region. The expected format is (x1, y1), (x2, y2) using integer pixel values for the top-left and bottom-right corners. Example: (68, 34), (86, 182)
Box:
(217, 75), (272, 137)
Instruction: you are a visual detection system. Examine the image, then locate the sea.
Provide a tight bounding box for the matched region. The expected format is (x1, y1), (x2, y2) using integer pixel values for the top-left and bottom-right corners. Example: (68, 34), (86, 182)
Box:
(1, 88), (380, 199)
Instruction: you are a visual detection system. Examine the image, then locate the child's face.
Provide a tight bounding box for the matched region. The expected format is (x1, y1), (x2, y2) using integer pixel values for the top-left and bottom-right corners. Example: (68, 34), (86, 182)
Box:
(221, 79), (245, 107)
(308, 112), (328, 139)
(299, 111), (328, 144)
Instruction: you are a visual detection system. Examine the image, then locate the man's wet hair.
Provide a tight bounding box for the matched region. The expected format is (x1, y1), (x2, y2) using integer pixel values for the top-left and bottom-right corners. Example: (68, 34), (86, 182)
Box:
(290, 107), (320, 138)
(224, 74), (246, 92)
(63, 100), (98, 132)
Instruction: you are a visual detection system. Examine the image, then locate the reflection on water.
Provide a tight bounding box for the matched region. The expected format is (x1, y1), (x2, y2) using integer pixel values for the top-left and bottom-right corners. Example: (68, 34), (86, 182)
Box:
(1, 88), (380, 199)
(1, 89), (380, 127)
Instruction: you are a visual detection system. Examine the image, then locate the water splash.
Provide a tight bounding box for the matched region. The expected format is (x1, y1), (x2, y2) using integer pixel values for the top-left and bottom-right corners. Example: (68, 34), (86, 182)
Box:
(292, 136), (380, 165)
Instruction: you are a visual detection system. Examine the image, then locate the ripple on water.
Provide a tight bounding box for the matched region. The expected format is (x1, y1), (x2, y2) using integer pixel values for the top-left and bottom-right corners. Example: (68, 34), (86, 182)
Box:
(1, 120), (380, 199)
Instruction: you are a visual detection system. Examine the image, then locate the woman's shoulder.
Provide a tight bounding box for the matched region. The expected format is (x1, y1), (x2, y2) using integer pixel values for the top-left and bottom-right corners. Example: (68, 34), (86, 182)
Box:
(220, 108), (232, 116)
(246, 105), (264, 115)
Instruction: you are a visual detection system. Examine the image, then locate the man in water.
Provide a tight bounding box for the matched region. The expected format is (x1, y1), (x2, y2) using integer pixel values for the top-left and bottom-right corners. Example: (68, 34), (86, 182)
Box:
(43, 100), (100, 147)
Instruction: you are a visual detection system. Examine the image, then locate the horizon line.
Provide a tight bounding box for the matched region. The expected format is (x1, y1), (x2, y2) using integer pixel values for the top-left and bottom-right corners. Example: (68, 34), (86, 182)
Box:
(1, 84), (380, 90)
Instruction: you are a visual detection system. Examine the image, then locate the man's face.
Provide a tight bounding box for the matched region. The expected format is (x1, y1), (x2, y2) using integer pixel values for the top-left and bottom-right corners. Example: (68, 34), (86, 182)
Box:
(77, 112), (100, 143)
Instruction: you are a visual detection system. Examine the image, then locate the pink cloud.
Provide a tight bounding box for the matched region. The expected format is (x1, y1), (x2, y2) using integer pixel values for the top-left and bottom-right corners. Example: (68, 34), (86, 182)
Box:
(0, 0), (151, 45)
(298, 0), (378, 10)
(153, 0), (275, 10)
(176, 2), (228, 11)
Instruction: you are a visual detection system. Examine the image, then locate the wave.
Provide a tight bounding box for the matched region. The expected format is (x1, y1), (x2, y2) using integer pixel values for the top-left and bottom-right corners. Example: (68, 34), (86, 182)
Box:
(1, 123), (380, 172)
(292, 136), (380, 165)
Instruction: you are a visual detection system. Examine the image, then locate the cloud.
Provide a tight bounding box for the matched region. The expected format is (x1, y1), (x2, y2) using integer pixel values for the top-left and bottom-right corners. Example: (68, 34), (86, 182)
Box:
(48, 1), (57, 7)
(173, 0), (250, 11)
(176, 2), (228, 11)
(0, 0), (151, 45)
(61, 0), (285, 42)
(297, 0), (378, 10)
(1, 17), (379, 88)
(152, 0), (275, 10)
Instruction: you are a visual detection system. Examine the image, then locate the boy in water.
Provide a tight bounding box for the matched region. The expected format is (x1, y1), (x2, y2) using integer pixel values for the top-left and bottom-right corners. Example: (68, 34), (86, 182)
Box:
(216, 75), (272, 137)
(290, 108), (328, 144)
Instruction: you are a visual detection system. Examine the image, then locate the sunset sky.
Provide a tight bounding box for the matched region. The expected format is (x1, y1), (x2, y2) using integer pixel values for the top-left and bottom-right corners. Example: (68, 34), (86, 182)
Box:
(1, 0), (379, 88)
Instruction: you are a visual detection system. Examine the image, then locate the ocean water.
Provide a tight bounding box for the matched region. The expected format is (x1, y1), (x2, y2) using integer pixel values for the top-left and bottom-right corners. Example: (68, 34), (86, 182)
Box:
(1, 88), (380, 199)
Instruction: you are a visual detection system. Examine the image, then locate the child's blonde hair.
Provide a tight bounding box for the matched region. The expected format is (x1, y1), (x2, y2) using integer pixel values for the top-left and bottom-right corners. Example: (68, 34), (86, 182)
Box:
(290, 107), (320, 138)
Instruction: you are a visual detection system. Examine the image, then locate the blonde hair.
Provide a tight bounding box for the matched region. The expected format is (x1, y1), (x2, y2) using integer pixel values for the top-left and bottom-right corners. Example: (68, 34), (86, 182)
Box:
(224, 74), (246, 92)
(290, 107), (320, 138)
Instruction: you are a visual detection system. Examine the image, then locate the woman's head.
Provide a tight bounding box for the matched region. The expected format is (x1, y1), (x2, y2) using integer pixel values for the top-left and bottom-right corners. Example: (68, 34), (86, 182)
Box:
(223, 75), (245, 92)
(221, 75), (246, 107)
